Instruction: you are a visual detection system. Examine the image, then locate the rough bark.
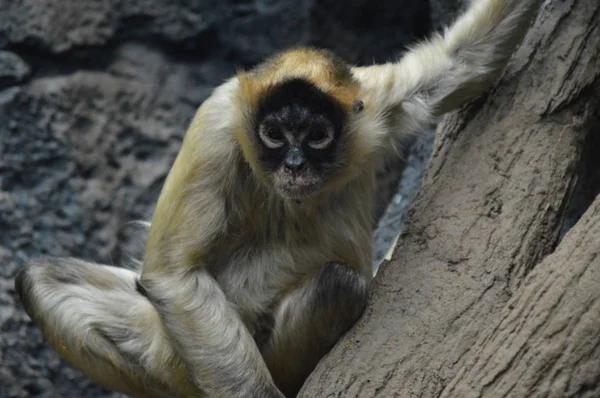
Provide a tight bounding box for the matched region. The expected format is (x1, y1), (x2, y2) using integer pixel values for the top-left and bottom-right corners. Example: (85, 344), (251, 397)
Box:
(300, 0), (600, 397)
(441, 189), (600, 397)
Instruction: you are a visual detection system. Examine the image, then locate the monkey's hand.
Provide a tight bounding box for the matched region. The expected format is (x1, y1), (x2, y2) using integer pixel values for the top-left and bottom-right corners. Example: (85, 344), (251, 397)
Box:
(261, 261), (369, 397)
(352, 0), (541, 141)
(139, 268), (285, 398)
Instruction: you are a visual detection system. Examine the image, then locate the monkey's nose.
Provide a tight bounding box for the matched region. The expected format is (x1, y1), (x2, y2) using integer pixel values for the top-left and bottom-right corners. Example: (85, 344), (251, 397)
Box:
(284, 149), (306, 172)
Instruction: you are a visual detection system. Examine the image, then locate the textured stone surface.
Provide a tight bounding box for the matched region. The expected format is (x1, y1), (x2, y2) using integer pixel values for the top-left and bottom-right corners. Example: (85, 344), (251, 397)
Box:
(0, 1), (432, 397)
(0, 51), (30, 89)
(430, 0), (467, 30)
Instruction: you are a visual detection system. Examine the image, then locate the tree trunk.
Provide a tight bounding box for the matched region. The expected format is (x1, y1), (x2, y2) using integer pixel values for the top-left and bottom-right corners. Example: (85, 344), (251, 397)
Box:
(300, 1), (600, 397)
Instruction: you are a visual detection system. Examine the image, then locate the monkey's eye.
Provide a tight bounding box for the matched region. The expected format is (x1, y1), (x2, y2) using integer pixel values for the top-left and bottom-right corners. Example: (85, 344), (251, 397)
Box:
(307, 128), (334, 150)
(259, 125), (285, 149)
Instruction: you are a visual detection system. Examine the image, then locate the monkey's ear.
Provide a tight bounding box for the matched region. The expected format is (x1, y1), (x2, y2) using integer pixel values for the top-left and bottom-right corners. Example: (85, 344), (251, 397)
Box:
(352, 99), (364, 113)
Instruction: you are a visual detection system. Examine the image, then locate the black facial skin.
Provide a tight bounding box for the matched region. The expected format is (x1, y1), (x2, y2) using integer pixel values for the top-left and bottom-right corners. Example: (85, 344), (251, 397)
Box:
(253, 78), (347, 201)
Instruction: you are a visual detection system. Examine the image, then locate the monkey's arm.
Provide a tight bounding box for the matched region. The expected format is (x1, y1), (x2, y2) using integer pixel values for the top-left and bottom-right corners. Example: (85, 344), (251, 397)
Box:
(139, 268), (282, 397)
(141, 198), (283, 396)
(353, 0), (541, 138)
(138, 90), (284, 397)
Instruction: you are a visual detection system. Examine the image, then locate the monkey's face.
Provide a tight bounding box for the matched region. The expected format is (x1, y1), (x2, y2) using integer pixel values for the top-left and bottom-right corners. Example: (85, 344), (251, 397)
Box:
(253, 79), (347, 201)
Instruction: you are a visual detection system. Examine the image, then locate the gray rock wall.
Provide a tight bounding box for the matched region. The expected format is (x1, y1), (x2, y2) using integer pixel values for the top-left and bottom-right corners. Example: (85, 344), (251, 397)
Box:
(0, 1), (432, 397)
(429, 0), (467, 30)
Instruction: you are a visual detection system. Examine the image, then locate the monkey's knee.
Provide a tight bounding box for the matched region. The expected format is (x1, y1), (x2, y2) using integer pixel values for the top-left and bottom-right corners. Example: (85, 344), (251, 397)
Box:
(15, 264), (35, 318)
(14, 257), (59, 320)
(15, 257), (136, 355)
(15, 258), (180, 397)
(312, 261), (368, 323)
(15, 256), (131, 319)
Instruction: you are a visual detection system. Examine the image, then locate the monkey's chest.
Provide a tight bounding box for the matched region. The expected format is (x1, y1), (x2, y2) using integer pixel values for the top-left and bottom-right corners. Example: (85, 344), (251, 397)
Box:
(209, 193), (373, 335)
(212, 237), (329, 300)
(213, 234), (368, 335)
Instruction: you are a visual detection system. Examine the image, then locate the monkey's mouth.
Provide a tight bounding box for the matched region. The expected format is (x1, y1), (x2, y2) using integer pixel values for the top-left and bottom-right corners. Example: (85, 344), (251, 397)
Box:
(273, 168), (322, 201)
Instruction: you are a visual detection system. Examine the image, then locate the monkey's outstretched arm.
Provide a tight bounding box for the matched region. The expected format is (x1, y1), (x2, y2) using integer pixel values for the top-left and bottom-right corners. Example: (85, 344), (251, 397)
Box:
(353, 0), (541, 140)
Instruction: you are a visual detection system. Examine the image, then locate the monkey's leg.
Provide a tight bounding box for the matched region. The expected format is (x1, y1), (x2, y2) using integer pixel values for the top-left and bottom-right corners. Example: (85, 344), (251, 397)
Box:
(261, 262), (369, 397)
(15, 257), (199, 398)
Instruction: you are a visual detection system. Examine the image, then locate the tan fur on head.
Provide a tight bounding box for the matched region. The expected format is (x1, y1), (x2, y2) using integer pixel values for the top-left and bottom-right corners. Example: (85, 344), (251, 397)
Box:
(237, 47), (360, 111)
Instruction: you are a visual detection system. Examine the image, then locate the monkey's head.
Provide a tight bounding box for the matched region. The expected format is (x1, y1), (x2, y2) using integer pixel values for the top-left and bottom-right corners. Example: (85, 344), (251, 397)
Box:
(235, 48), (368, 202)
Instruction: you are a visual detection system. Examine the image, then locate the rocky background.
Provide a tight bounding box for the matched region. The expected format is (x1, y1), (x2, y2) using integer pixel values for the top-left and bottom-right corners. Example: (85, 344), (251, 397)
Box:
(0, 0), (464, 396)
